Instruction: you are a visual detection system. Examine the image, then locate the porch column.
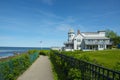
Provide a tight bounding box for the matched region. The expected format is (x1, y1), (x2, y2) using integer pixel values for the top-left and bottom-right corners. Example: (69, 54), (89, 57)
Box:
(98, 45), (100, 50)
(104, 45), (106, 49)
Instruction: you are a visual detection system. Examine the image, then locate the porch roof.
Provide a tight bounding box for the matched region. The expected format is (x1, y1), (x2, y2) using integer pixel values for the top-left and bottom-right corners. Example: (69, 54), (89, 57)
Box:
(84, 40), (112, 45)
(64, 41), (73, 45)
(84, 37), (109, 39)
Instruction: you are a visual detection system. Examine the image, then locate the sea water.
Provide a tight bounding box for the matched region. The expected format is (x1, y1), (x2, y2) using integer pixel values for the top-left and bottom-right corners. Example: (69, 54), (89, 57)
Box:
(0, 47), (50, 58)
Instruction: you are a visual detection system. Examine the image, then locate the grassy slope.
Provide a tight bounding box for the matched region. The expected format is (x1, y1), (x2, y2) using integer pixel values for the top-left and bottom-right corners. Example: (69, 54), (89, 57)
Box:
(61, 49), (120, 70)
(75, 49), (120, 70)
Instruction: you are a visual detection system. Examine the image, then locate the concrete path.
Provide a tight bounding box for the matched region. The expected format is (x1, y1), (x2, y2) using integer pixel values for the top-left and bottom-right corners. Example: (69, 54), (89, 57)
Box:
(17, 55), (53, 80)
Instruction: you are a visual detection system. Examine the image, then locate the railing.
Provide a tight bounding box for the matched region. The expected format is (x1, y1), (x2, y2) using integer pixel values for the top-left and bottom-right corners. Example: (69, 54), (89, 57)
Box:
(85, 41), (112, 45)
(64, 41), (73, 44)
(54, 53), (120, 80)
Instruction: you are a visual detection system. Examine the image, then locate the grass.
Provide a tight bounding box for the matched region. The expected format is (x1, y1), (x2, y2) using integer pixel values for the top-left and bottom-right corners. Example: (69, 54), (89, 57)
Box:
(50, 49), (120, 80)
(50, 61), (58, 80)
(62, 49), (120, 71)
(79, 49), (120, 69)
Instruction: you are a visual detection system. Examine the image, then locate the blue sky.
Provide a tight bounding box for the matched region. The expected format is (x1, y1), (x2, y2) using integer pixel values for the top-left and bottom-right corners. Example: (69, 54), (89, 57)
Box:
(0, 0), (120, 47)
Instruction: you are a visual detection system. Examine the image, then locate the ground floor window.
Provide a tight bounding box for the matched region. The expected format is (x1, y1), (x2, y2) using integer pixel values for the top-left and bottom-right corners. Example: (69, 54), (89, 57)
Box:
(100, 45), (104, 48)
(85, 45), (98, 50)
(65, 44), (74, 49)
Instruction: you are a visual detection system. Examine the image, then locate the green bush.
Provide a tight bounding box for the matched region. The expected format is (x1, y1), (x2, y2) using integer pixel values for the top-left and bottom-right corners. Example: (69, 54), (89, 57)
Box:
(50, 50), (82, 80)
(28, 50), (38, 54)
(39, 50), (50, 56)
(0, 50), (39, 80)
(68, 68), (81, 80)
(50, 50), (120, 80)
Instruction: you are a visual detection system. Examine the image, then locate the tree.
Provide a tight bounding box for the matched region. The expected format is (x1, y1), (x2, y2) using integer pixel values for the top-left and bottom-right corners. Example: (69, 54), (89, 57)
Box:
(105, 29), (118, 38)
(105, 29), (120, 47)
(112, 36), (120, 46)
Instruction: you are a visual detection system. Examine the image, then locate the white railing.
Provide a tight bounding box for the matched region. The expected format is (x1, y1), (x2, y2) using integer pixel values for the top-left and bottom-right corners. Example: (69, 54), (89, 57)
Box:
(85, 41), (112, 45)
(64, 41), (73, 44)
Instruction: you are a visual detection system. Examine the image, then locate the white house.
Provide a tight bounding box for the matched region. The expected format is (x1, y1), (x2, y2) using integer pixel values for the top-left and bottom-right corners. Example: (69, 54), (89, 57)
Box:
(64, 29), (112, 51)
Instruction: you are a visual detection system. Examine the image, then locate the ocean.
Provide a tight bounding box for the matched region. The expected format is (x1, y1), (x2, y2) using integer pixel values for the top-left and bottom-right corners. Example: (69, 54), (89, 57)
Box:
(0, 47), (50, 58)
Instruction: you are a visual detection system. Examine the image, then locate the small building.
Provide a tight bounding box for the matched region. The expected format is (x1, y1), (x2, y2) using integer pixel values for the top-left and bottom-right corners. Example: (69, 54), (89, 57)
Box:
(64, 29), (112, 51)
(51, 47), (61, 51)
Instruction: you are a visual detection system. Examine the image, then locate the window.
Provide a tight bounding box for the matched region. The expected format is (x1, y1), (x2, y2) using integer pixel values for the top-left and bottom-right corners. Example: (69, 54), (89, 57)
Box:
(77, 39), (81, 42)
(100, 45), (103, 48)
(88, 39), (90, 41)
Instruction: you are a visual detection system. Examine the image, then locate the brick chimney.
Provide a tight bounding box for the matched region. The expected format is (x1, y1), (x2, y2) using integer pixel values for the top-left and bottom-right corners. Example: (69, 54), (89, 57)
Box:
(77, 29), (80, 35)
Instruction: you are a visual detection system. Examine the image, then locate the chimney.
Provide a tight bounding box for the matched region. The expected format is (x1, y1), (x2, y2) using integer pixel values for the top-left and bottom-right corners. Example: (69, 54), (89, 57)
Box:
(77, 29), (80, 35)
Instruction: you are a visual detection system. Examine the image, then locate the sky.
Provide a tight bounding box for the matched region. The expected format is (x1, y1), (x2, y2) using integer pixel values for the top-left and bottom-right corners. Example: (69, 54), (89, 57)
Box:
(0, 0), (120, 47)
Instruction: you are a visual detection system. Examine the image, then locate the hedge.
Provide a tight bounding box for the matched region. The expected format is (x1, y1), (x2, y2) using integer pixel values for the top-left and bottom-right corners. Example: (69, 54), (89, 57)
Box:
(50, 50), (79, 80)
(39, 50), (50, 56)
(0, 50), (39, 80)
(50, 50), (120, 80)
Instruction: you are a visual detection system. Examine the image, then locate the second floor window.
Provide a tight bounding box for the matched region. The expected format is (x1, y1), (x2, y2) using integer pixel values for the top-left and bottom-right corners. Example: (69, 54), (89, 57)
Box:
(77, 39), (81, 42)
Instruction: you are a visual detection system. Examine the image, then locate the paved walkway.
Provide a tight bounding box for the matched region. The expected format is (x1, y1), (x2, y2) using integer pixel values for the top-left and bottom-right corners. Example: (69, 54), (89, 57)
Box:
(17, 55), (53, 80)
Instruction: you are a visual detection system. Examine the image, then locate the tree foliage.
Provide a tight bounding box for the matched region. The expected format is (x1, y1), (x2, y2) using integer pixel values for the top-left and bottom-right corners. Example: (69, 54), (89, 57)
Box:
(112, 36), (120, 46)
(105, 29), (120, 47)
(105, 29), (118, 38)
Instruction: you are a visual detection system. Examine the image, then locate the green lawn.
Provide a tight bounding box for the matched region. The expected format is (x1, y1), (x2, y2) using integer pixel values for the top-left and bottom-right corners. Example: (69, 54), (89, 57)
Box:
(62, 49), (120, 71)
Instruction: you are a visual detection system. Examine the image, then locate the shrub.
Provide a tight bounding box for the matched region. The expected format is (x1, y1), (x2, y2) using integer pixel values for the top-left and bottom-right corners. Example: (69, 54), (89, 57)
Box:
(0, 50), (39, 80)
(39, 51), (46, 56)
(39, 50), (50, 56)
(28, 50), (38, 54)
(68, 68), (81, 80)
(50, 50), (82, 80)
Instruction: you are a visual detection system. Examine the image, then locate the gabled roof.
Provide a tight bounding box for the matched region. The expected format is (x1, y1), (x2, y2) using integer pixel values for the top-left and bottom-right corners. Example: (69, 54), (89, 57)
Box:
(82, 31), (105, 35)
(84, 37), (109, 39)
(82, 32), (98, 35)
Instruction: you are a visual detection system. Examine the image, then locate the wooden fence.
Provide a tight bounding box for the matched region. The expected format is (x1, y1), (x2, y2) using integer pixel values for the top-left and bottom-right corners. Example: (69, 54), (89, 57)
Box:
(54, 53), (120, 80)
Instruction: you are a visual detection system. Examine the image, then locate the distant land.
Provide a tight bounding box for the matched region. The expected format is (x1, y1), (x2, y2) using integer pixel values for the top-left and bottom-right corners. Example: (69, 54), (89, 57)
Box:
(0, 46), (50, 57)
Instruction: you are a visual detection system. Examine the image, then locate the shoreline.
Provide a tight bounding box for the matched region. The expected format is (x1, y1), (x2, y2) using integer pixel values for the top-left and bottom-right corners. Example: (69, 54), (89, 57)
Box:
(0, 51), (25, 59)
(0, 56), (11, 59)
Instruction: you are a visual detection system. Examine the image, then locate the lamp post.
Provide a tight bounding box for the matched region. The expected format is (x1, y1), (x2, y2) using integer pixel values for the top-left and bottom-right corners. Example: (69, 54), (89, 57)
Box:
(40, 41), (42, 50)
